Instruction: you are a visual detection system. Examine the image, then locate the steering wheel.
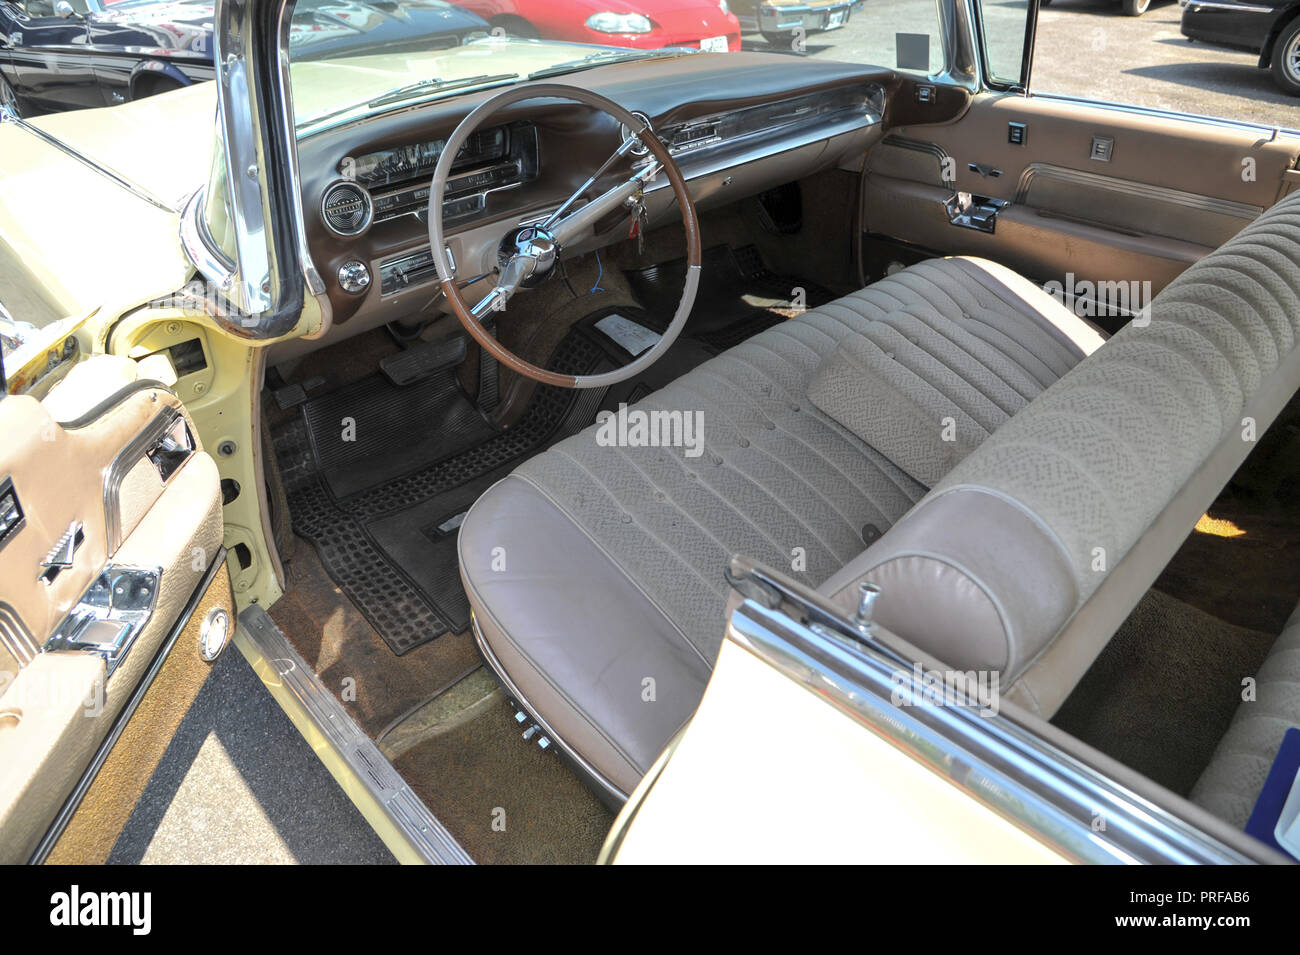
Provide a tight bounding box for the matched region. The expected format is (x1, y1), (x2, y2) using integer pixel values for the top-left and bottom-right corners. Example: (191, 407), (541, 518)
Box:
(428, 84), (701, 389)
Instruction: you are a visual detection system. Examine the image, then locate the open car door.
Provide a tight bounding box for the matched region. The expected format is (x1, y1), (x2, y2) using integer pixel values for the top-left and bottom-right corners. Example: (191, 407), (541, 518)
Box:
(0, 333), (230, 864)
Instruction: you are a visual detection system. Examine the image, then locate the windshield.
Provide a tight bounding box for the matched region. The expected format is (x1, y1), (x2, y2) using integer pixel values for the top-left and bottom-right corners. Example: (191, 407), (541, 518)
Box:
(287, 0), (949, 134)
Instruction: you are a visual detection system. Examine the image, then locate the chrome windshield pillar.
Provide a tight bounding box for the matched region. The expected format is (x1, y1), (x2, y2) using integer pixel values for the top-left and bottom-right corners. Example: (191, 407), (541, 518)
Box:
(206, 0), (325, 339)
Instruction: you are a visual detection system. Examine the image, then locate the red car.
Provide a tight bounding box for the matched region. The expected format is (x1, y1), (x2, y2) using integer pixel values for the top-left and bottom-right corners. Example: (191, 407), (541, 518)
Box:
(457, 0), (741, 51)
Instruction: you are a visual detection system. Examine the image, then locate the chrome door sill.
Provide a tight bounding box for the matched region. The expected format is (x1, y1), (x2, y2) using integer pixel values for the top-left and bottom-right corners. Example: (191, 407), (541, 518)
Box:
(236, 606), (472, 865)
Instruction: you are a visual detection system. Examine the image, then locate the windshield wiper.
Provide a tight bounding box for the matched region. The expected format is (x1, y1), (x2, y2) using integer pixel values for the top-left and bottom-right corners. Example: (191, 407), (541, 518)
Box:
(527, 48), (694, 81)
(368, 73), (520, 108)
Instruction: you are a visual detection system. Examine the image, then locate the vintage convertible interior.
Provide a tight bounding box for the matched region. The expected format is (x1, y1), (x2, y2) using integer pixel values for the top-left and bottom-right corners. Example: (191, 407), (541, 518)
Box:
(2, 0), (1299, 864)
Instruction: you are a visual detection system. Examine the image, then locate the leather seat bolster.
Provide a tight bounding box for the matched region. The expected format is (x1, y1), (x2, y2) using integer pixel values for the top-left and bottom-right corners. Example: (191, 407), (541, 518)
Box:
(818, 487), (1078, 684)
(459, 474), (711, 797)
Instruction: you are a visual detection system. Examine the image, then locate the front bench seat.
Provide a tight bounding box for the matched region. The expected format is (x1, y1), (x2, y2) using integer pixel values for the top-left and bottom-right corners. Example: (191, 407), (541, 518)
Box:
(459, 255), (1102, 800)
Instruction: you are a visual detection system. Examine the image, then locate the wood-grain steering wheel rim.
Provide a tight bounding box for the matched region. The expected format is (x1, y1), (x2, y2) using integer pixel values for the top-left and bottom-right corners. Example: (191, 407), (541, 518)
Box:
(428, 83), (701, 389)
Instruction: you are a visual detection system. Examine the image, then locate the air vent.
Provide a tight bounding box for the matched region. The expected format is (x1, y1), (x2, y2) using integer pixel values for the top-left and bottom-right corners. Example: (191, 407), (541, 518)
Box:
(322, 181), (373, 236)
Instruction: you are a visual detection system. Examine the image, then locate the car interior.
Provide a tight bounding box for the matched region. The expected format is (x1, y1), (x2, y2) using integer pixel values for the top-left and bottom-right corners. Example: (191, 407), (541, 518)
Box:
(4, 0), (1300, 864)
(232, 37), (1300, 861)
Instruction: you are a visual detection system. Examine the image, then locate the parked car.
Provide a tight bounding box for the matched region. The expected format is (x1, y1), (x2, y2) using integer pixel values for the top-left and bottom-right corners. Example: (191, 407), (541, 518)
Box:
(0, 0), (489, 116)
(1181, 0), (1300, 95)
(453, 0), (740, 51)
(730, 0), (856, 46)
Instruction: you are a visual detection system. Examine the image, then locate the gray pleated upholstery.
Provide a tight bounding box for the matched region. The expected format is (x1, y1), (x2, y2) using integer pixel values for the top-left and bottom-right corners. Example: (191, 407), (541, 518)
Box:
(512, 257), (1093, 661)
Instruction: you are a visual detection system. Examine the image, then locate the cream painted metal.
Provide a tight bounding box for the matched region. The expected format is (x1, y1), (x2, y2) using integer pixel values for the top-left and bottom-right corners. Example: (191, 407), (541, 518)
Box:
(606, 638), (1068, 864)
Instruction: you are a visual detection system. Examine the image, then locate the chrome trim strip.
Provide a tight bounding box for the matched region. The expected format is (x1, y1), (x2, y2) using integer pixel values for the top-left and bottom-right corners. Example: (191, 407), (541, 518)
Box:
(27, 549), (228, 865)
(239, 605), (472, 864)
(0, 601), (38, 665)
(103, 406), (187, 553)
(1014, 162), (1263, 219)
(472, 612), (628, 807)
(0, 115), (180, 214)
(179, 187), (237, 295)
(643, 114), (877, 198)
(724, 561), (1263, 864)
(1028, 91), (1300, 139)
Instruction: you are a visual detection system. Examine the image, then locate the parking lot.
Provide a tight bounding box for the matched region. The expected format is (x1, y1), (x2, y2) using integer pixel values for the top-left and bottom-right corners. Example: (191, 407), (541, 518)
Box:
(740, 0), (1300, 130)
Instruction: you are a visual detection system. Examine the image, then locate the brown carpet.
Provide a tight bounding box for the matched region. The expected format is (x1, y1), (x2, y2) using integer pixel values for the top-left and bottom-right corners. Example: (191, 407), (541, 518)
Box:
(1053, 589), (1274, 796)
(1154, 408), (1300, 634)
(268, 539), (481, 739)
(392, 693), (614, 865)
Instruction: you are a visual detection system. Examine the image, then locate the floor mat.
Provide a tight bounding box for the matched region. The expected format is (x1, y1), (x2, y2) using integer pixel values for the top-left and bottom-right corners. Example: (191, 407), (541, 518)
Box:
(1053, 590), (1274, 796)
(626, 243), (835, 351)
(301, 365), (497, 500)
(268, 540), (483, 739)
(274, 330), (612, 654)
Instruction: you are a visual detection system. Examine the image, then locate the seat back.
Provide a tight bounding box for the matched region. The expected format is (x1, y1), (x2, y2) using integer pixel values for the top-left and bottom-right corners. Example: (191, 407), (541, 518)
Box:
(819, 189), (1300, 715)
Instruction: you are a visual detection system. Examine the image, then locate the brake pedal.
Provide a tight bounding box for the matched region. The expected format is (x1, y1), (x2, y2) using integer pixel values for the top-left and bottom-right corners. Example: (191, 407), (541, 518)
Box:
(379, 334), (467, 387)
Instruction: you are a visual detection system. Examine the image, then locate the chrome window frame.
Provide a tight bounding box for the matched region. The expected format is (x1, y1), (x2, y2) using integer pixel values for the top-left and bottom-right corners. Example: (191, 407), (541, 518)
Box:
(188, 0), (325, 340)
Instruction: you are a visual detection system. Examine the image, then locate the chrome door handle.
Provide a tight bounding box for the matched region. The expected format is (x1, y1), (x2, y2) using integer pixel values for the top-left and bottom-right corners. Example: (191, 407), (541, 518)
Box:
(38, 521), (84, 584)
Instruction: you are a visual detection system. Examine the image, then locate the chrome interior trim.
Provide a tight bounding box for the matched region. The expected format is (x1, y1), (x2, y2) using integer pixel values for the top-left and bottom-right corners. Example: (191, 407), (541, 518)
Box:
(0, 114), (179, 213)
(103, 406), (188, 554)
(0, 601), (38, 666)
(1014, 162), (1263, 219)
(724, 559), (1264, 865)
(27, 549), (228, 865)
(179, 187), (237, 295)
(239, 605), (473, 864)
(42, 565), (162, 678)
(1028, 91), (1300, 139)
(471, 612), (628, 807)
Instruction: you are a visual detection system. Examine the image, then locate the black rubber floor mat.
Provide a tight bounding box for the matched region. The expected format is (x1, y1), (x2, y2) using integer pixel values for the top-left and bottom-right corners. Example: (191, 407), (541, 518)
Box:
(275, 330), (613, 654)
(301, 366), (495, 499)
(625, 243), (835, 351)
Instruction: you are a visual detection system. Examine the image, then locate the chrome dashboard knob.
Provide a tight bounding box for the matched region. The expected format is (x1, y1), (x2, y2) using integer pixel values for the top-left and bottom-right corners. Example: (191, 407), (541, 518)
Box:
(338, 260), (371, 295)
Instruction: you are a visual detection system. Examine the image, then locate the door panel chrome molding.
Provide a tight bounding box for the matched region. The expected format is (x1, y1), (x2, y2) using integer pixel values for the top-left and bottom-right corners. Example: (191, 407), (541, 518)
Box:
(1014, 162), (1263, 219)
(104, 405), (190, 553)
(238, 605), (473, 864)
(27, 549), (228, 865)
(0, 114), (180, 214)
(723, 558), (1270, 864)
(1027, 91), (1300, 139)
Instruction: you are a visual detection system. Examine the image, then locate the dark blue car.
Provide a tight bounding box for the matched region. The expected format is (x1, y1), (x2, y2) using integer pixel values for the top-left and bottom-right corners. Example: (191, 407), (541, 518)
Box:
(0, 0), (489, 116)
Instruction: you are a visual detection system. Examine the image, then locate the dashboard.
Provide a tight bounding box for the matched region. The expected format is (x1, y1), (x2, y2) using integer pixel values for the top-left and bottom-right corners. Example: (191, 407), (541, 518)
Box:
(292, 53), (912, 343)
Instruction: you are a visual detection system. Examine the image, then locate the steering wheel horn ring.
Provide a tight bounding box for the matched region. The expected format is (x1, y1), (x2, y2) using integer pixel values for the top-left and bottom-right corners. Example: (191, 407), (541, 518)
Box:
(427, 82), (701, 389)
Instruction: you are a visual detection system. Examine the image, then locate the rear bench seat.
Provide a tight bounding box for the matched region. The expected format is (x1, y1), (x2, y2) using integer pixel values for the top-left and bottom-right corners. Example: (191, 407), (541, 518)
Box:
(1192, 602), (1300, 830)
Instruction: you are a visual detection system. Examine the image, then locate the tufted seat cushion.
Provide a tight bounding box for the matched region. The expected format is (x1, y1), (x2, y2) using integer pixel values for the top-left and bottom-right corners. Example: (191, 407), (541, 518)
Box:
(459, 255), (1101, 799)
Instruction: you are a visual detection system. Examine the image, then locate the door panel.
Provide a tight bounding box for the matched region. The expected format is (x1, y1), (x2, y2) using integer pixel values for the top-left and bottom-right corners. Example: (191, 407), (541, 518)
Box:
(864, 93), (1300, 296)
(0, 364), (226, 863)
